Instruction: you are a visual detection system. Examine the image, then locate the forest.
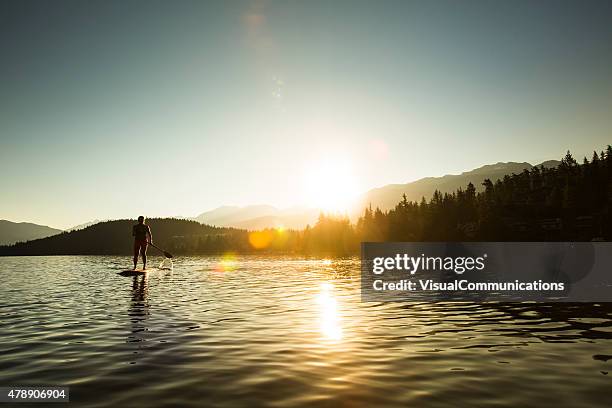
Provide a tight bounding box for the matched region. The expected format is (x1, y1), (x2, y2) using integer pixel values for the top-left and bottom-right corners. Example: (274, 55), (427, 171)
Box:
(1, 146), (611, 257)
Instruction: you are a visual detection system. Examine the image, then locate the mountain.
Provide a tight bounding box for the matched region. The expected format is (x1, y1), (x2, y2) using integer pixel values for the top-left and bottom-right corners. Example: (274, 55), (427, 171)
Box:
(354, 160), (561, 213)
(0, 220), (62, 245)
(230, 210), (321, 230)
(195, 205), (320, 230)
(67, 219), (104, 231)
(195, 205), (278, 226)
(194, 161), (562, 228)
(4, 161), (563, 237)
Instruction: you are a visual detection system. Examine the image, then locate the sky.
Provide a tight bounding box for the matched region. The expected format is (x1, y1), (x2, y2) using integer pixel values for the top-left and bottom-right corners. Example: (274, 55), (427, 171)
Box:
(1, 0), (612, 229)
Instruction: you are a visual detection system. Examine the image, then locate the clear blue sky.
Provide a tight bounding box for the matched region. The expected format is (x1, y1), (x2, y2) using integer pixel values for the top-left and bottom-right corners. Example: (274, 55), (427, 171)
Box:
(2, 0), (611, 228)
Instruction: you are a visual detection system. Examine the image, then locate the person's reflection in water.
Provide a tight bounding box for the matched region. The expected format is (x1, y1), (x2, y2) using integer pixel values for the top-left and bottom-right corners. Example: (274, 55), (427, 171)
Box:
(127, 274), (150, 345)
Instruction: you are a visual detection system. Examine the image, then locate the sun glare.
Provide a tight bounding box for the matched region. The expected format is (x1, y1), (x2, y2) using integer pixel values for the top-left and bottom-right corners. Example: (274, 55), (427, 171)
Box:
(302, 157), (359, 212)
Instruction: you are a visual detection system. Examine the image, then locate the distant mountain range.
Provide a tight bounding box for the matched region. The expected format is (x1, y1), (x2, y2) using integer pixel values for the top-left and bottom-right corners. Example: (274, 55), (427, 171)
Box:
(0, 159), (562, 237)
(194, 160), (561, 229)
(194, 205), (320, 231)
(67, 219), (105, 231)
(0, 220), (62, 245)
(353, 160), (561, 213)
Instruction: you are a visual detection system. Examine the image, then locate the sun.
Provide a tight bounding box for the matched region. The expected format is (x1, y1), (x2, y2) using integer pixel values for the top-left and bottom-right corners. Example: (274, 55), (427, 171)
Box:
(301, 157), (360, 212)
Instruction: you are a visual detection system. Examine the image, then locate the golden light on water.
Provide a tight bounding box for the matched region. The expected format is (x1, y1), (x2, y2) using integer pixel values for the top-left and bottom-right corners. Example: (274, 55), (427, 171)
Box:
(215, 252), (238, 272)
(317, 282), (343, 341)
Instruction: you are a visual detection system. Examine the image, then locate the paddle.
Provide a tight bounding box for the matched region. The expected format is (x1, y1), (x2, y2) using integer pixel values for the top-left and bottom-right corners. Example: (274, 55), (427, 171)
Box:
(148, 242), (173, 258)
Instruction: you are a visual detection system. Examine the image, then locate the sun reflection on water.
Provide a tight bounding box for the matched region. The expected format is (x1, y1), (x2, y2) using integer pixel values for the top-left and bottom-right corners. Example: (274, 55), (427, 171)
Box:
(317, 282), (343, 341)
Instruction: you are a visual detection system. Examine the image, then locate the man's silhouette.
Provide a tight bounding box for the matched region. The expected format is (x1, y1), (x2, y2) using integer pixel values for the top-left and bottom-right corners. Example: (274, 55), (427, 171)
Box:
(132, 216), (152, 270)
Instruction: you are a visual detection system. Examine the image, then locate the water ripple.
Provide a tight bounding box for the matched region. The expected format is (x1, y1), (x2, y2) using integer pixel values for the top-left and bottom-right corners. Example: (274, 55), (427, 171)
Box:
(0, 255), (610, 407)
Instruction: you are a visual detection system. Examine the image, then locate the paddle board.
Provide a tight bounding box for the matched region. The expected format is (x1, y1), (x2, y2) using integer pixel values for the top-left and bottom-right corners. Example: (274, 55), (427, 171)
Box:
(118, 268), (154, 276)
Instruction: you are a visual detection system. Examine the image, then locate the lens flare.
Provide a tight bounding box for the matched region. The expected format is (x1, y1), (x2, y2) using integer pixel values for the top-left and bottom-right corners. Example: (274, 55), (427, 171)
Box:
(216, 252), (238, 272)
(248, 230), (274, 249)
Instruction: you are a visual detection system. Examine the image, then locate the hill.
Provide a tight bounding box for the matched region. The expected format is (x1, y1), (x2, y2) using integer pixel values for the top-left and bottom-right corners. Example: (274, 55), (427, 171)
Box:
(0, 218), (246, 256)
(0, 220), (62, 245)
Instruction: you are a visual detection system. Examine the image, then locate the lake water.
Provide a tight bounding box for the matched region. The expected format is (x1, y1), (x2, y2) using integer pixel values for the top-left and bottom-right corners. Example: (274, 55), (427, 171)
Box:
(0, 255), (610, 407)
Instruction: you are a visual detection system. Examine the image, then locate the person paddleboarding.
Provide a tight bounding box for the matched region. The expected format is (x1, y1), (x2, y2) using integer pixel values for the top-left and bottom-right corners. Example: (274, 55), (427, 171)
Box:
(132, 216), (152, 270)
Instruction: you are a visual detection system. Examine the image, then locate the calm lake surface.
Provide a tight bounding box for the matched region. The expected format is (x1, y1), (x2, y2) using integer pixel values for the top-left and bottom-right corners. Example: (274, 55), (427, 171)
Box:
(0, 255), (610, 407)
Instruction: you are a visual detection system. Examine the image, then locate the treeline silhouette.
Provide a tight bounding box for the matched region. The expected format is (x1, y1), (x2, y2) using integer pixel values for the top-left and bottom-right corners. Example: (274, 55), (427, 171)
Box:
(1, 146), (610, 257)
(356, 146), (612, 243)
(0, 219), (248, 256)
